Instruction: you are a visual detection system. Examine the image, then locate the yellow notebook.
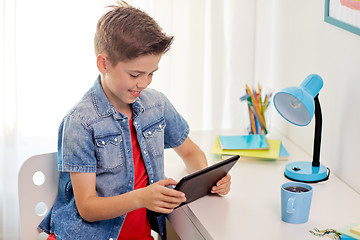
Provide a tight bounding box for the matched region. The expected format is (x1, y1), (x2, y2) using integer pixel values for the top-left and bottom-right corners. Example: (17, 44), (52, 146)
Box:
(211, 135), (281, 159)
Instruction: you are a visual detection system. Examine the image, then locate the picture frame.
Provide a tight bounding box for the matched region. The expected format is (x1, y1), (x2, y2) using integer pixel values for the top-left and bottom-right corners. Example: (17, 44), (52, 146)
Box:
(325, 0), (360, 36)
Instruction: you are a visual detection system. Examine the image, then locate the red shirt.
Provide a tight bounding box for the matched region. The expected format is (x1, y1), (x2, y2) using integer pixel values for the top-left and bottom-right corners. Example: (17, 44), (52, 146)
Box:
(118, 118), (153, 240)
(47, 118), (153, 240)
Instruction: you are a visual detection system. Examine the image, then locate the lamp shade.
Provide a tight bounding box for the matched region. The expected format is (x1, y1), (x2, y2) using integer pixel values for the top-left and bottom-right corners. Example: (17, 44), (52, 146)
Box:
(273, 74), (323, 126)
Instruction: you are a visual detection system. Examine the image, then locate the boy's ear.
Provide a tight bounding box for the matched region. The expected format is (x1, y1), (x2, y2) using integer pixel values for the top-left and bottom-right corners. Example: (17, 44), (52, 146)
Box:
(96, 54), (108, 74)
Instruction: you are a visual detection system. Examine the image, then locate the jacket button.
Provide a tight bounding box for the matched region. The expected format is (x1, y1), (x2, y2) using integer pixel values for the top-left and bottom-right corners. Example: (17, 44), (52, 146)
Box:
(109, 238), (113, 240)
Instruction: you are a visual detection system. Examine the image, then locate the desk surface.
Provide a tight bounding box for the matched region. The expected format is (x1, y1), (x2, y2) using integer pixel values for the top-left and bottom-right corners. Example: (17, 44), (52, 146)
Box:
(165, 130), (360, 240)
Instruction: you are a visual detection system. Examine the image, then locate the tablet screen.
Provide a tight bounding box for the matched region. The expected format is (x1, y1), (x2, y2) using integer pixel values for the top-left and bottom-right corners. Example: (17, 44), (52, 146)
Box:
(174, 155), (240, 208)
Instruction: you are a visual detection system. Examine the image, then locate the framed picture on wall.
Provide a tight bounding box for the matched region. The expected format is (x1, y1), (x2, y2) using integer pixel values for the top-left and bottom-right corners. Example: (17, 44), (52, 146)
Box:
(325, 0), (360, 36)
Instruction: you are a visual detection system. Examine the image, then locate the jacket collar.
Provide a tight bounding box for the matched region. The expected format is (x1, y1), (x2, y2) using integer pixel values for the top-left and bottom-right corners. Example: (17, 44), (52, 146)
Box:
(92, 75), (144, 119)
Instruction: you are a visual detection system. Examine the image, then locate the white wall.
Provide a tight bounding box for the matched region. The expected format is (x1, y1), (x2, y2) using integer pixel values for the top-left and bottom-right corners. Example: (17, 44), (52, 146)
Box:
(255, 0), (360, 193)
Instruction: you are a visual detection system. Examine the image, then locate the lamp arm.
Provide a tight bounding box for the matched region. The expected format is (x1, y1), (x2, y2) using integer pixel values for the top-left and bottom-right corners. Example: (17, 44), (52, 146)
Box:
(313, 94), (322, 167)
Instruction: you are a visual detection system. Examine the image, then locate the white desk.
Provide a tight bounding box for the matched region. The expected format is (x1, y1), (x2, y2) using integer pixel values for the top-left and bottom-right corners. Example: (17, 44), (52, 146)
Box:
(165, 130), (360, 240)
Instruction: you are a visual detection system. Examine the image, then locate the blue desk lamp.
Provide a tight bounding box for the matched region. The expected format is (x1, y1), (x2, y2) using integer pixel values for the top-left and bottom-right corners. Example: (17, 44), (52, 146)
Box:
(273, 74), (330, 183)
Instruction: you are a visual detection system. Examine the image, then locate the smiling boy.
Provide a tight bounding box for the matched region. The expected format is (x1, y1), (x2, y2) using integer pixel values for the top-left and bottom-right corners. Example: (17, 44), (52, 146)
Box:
(39, 3), (231, 240)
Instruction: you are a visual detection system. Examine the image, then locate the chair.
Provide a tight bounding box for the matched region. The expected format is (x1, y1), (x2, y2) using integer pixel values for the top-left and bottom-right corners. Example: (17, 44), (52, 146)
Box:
(17, 152), (165, 240)
(18, 152), (59, 240)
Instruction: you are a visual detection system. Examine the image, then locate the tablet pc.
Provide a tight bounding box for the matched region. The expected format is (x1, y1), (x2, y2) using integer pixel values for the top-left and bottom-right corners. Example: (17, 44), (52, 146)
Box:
(174, 155), (240, 208)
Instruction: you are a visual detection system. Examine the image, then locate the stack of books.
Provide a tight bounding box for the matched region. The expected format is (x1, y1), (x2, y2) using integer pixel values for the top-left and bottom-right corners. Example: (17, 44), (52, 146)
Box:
(211, 134), (289, 160)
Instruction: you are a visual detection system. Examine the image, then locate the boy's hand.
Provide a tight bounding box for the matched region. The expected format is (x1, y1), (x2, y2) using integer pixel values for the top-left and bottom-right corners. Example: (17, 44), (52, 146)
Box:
(140, 178), (186, 214)
(211, 173), (231, 195)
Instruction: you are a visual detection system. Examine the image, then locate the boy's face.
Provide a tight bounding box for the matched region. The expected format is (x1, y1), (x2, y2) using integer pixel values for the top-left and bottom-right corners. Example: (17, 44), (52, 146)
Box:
(99, 54), (162, 113)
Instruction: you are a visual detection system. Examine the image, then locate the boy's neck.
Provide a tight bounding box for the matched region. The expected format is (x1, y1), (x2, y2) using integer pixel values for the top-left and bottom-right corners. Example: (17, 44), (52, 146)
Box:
(99, 73), (133, 119)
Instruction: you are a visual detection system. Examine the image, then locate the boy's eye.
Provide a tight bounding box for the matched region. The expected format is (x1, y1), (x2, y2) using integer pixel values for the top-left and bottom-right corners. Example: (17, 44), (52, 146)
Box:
(130, 74), (139, 78)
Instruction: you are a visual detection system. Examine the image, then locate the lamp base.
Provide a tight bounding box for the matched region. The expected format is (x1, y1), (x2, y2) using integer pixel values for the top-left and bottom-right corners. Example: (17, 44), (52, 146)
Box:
(284, 161), (329, 183)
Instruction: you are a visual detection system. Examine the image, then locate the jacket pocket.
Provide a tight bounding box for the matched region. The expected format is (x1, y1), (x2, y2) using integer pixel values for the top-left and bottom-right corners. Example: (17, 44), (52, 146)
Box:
(142, 118), (166, 157)
(95, 134), (124, 169)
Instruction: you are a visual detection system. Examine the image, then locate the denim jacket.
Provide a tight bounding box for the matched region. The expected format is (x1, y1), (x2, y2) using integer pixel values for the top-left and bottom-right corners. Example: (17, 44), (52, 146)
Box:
(38, 76), (189, 240)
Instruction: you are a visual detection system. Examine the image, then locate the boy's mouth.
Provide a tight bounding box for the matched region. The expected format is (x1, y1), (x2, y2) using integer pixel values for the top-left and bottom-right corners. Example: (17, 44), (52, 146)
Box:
(129, 90), (141, 97)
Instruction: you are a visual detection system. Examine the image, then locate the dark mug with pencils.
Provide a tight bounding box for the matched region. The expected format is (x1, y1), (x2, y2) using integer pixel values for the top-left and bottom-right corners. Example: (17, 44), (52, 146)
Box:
(240, 84), (272, 135)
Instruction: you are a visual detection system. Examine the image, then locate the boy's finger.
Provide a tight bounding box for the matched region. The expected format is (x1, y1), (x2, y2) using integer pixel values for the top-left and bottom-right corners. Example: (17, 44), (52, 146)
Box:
(163, 195), (187, 204)
(211, 186), (230, 195)
(160, 185), (186, 198)
(216, 174), (231, 186)
(157, 178), (178, 186)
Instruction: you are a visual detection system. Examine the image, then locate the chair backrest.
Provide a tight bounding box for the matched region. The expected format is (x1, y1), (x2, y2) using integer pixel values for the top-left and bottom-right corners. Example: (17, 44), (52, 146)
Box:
(18, 152), (59, 240)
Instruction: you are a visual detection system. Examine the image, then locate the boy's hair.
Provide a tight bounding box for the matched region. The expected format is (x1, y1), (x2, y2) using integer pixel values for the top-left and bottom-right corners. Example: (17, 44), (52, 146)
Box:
(94, 2), (174, 65)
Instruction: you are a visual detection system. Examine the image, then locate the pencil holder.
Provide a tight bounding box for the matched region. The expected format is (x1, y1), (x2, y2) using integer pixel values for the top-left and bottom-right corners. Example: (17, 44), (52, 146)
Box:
(246, 105), (272, 135)
(240, 84), (272, 135)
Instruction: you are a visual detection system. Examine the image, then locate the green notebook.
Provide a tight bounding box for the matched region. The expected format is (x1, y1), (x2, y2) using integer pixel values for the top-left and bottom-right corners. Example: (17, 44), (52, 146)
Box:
(218, 134), (269, 150)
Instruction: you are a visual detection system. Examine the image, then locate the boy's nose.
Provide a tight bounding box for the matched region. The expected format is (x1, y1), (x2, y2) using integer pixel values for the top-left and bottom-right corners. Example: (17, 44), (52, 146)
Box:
(137, 75), (152, 89)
